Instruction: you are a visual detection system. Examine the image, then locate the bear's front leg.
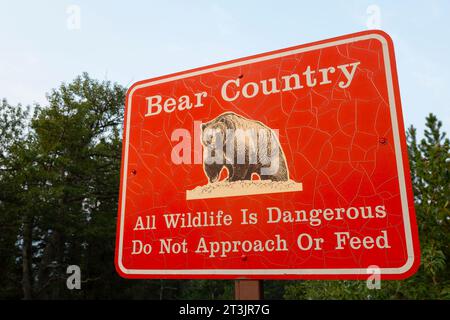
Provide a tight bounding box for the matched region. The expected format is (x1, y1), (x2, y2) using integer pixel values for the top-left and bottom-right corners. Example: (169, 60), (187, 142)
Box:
(223, 164), (234, 182)
(228, 165), (250, 182)
(204, 163), (222, 183)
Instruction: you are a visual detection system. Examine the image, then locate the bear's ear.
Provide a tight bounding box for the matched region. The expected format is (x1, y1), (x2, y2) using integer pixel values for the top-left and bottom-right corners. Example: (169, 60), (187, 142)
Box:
(201, 123), (206, 131)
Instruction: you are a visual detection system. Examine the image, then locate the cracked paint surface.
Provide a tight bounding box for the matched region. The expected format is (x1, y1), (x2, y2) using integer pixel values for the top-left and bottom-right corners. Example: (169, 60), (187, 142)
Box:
(115, 31), (420, 279)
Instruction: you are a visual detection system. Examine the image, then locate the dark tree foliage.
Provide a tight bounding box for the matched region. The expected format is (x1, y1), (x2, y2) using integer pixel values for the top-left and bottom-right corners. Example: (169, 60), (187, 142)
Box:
(0, 99), (30, 299)
(0, 74), (448, 299)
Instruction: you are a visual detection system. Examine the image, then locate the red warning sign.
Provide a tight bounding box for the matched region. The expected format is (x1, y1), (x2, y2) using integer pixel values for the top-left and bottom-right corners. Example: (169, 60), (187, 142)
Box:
(115, 30), (420, 279)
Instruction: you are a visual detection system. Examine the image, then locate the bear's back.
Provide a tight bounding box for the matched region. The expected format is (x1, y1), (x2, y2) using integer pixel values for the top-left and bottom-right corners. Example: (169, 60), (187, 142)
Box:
(215, 112), (268, 131)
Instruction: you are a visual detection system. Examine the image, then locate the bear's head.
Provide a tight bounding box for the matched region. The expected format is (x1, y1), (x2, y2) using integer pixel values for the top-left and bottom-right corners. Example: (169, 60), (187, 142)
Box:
(201, 120), (229, 152)
(201, 118), (230, 183)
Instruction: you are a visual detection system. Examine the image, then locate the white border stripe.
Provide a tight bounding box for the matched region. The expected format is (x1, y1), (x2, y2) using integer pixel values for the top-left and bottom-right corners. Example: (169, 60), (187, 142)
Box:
(118, 33), (414, 275)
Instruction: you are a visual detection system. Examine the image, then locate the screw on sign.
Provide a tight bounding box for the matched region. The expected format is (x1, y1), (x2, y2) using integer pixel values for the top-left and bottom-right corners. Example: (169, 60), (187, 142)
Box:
(115, 30), (420, 280)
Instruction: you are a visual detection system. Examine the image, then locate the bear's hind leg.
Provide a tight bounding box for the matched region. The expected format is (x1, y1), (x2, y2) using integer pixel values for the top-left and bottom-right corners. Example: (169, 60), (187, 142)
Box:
(228, 165), (250, 182)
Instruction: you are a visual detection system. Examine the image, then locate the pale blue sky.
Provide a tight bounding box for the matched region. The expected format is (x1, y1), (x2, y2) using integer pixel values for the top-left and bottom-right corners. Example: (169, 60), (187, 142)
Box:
(1, 0), (449, 135)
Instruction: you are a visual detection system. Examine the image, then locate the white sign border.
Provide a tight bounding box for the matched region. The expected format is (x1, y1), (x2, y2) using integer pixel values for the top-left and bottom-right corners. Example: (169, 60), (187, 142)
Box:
(117, 32), (416, 276)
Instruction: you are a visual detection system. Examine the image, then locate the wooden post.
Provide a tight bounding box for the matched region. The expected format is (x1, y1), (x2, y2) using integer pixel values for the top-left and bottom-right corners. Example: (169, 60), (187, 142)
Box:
(234, 280), (263, 300)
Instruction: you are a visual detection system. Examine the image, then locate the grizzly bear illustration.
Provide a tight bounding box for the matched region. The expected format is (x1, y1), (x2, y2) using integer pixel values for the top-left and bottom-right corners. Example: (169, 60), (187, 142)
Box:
(201, 112), (289, 183)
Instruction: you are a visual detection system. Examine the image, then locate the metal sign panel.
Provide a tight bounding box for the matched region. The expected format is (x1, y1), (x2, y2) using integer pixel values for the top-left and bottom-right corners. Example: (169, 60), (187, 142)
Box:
(115, 30), (420, 279)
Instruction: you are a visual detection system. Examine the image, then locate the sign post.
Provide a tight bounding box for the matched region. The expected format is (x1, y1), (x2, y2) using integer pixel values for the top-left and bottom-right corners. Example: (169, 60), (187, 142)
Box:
(235, 280), (263, 300)
(115, 30), (420, 283)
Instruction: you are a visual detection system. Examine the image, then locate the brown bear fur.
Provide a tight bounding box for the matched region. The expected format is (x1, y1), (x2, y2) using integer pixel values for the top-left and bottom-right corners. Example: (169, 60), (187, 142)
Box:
(201, 112), (289, 183)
